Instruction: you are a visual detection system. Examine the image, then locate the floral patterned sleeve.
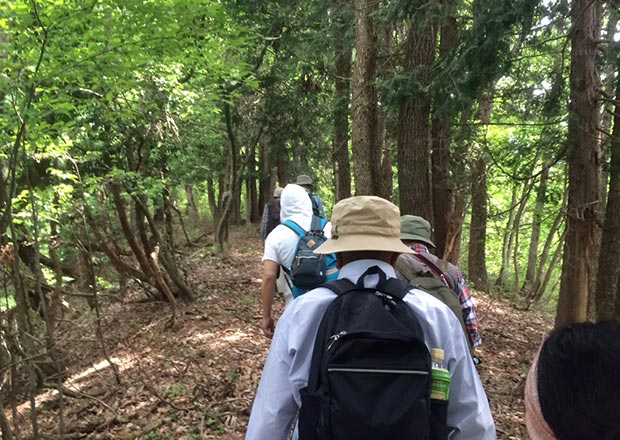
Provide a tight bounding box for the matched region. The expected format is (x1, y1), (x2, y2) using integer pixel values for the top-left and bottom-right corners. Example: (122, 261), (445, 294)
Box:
(456, 271), (482, 347)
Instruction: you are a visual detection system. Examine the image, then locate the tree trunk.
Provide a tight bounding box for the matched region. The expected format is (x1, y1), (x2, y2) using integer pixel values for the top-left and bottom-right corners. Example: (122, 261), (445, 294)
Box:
(351, 0), (381, 195)
(444, 103), (473, 264)
(522, 167), (548, 294)
(467, 94), (492, 291)
(556, 0), (601, 328)
(530, 185), (567, 300)
(207, 177), (219, 227)
(333, 0), (352, 201)
(259, 142), (270, 215)
(595, 62), (620, 321)
(277, 145), (288, 188)
(249, 172), (260, 224)
(397, 11), (437, 218)
(431, 1), (458, 257)
(495, 184), (519, 288)
(184, 184), (199, 222)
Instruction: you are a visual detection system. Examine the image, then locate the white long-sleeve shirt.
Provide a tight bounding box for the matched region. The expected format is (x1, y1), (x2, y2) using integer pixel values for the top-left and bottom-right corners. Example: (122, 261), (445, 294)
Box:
(246, 259), (496, 440)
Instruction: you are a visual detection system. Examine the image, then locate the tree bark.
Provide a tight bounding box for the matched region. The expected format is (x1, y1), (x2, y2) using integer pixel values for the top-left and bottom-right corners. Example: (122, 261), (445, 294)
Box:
(397, 11), (437, 218)
(351, 0), (381, 195)
(522, 167), (548, 294)
(595, 62), (620, 321)
(431, 1), (458, 257)
(467, 94), (492, 291)
(333, 0), (352, 201)
(495, 184), (519, 288)
(556, 0), (601, 328)
(184, 184), (199, 222)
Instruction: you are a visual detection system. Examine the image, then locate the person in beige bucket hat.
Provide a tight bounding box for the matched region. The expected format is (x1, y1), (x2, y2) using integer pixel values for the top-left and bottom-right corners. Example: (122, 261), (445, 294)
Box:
(247, 196), (496, 440)
(313, 196), (414, 256)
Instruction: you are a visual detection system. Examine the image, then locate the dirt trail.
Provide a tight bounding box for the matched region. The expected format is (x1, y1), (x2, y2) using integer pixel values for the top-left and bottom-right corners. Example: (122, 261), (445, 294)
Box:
(10, 228), (552, 439)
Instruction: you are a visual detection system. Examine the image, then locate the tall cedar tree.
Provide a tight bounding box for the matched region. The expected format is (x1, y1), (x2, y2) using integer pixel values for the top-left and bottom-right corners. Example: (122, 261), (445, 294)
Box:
(556, 0), (601, 327)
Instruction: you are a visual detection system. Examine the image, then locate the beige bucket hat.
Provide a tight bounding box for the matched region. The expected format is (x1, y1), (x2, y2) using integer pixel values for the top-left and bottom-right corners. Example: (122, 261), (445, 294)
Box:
(273, 186), (283, 198)
(314, 196), (414, 255)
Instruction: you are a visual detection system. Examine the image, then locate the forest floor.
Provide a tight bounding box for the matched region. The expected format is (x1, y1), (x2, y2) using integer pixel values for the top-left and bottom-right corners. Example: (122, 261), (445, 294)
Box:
(9, 226), (553, 440)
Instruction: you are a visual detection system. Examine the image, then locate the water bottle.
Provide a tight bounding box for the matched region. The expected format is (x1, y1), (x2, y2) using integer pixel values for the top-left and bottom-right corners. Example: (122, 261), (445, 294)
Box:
(430, 348), (451, 401)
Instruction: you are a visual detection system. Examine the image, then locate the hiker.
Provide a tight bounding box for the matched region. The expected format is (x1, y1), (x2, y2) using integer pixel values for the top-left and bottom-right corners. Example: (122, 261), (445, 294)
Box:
(247, 196), (496, 440)
(525, 321), (620, 440)
(259, 183), (333, 338)
(295, 174), (326, 218)
(260, 187), (291, 305)
(260, 186), (283, 242)
(396, 215), (482, 351)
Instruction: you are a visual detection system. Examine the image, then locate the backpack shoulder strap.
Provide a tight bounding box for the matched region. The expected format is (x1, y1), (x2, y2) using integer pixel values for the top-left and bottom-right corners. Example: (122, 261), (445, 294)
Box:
(321, 278), (357, 296)
(282, 220), (305, 237)
(376, 277), (413, 301)
(413, 253), (454, 291)
(309, 215), (326, 232)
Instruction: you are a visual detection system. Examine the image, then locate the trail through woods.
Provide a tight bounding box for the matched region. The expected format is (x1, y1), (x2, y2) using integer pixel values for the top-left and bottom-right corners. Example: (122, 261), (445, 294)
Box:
(8, 227), (552, 439)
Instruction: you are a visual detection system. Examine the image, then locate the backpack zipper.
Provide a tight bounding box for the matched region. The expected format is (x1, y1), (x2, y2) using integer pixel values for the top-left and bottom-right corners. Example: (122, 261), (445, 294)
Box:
(327, 330), (347, 350)
(327, 367), (429, 375)
(373, 291), (397, 307)
(326, 330), (420, 352)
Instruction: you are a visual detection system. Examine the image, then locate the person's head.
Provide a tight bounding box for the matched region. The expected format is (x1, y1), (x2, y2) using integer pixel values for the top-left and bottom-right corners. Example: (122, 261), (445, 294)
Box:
(273, 186), (283, 199)
(314, 196), (413, 267)
(279, 184), (312, 223)
(525, 321), (620, 440)
(400, 215), (435, 248)
(295, 174), (313, 191)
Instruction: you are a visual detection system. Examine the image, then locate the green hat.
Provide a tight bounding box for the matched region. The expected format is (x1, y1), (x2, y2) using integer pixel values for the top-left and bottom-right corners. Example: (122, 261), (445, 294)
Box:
(400, 215), (435, 248)
(295, 174), (313, 187)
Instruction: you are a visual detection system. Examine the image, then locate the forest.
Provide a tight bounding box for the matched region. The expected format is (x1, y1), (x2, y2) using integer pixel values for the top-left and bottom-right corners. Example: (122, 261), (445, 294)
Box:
(1, 0), (619, 438)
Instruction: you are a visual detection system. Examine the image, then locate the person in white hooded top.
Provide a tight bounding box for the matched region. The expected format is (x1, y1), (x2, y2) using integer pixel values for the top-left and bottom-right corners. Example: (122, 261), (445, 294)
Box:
(260, 183), (332, 338)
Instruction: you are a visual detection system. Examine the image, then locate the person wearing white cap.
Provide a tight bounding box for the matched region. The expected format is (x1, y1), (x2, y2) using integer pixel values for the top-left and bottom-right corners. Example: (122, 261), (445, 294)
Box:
(246, 196), (496, 440)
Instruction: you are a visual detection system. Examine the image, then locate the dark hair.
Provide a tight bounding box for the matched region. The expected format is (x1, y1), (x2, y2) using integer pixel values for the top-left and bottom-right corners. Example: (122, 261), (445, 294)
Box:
(537, 321), (620, 440)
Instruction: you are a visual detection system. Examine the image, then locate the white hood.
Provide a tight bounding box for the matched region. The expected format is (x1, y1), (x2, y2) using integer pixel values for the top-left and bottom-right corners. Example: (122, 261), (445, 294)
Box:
(280, 184), (313, 230)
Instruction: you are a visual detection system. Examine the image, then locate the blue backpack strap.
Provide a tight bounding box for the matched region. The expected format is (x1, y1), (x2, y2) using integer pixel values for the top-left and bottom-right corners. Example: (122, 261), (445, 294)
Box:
(282, 219), (305, 237)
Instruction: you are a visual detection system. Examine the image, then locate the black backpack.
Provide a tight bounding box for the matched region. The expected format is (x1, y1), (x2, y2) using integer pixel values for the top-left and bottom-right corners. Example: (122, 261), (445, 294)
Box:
(299, 266), (449, 440)
(282, 216), (338, 298)
(265, 199), (281, 237)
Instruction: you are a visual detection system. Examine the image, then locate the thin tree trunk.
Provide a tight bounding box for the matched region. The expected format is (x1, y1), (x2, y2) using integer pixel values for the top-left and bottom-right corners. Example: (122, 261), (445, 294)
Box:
(259, 142), (270, 216)
(522, 167), (549, 295)
(207, 177), (218, 226)
(529, 183), (568, 302)
(510, 180), (535, 294)
(534, 229), (567, 303)
(184, 184), (199, 222)
(495, 184), (519, 288)
(556, 0), (601, 328)
(444, 103), (473, 264)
